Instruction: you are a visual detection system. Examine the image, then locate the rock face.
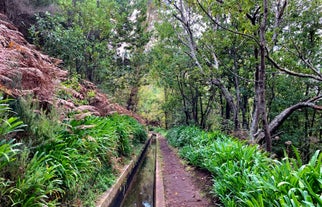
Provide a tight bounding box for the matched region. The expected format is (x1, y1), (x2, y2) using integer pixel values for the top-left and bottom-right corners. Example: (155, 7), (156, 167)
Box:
(0, 13), (145, 124)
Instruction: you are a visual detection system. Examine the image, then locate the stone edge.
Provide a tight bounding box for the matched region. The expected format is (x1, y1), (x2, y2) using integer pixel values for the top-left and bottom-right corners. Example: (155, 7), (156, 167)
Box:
(155, 134), (166, 207)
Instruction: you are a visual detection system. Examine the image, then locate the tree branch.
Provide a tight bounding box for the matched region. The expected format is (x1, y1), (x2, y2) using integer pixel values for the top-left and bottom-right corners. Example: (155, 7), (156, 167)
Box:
(291, 40), (322, 78)
(272, 0), (287, 45)
(266, 54), (322, 81)
(196, 0), (260, 46)
(255, 95), (322, 141)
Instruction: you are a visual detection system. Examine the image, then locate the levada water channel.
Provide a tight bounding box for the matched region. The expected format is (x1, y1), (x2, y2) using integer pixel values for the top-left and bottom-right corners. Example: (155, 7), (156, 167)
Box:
(119, 139), (156, 207)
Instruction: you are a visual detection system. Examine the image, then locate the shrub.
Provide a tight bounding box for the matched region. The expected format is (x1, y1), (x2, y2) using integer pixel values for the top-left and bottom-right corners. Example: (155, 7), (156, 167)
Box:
(46, 113), (147, 204)
(174, 126), (203, 147)
(13, 97), (62, 148)
(108, 114), (147, 145)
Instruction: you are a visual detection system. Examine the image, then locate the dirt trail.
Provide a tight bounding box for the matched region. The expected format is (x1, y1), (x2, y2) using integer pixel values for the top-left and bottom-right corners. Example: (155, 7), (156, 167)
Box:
(159, 135), (216, 207)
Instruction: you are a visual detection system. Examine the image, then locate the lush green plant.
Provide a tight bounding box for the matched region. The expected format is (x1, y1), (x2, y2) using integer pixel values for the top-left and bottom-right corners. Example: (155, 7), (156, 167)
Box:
(0, 139), (21, 205)
(0, 94), (147, 206)
(167, 126), (322, 207)
(13, 97), (62, 149)
(67, 114), (147, 158)
(0, 97), (24, 205)
(0, 98), (26, 138)
(66, 115), (119, 164)
(40, 113), (147, 205)
(12, 152), (63, 207)
(267, 150), (322, 207)
(110, 114), (148, 145)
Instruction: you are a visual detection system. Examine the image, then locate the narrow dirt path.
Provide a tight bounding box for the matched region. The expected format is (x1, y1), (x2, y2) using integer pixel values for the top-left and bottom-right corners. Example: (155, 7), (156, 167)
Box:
(158, 135), (216, 207)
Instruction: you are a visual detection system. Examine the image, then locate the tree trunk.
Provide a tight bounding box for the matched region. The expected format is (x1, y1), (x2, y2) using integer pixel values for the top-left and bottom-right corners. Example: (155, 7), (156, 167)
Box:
(212, 78), (239, 130)
(259, 0), (272, 152)
(225, 101), (230, 121)
(220, 93), (224, 119)
(304, 108), (310, 163)
(126, 86), (139, 112)
(190, 85), (198, 124)
(199, 90), (204, 127)
(250, 47), (260, 141)
(233, 49), (241, 130)
(242, 94), (249, 129)
(164, 88), (169, 129)
(177, 77), (190, 124)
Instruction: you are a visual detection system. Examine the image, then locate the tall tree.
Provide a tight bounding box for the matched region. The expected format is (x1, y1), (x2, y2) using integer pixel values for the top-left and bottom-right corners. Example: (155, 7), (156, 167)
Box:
(155, 0), (240, 130)
(30, 0), (117, 83)
(108, 0), (151, 111)
(155, 0), (321, 153)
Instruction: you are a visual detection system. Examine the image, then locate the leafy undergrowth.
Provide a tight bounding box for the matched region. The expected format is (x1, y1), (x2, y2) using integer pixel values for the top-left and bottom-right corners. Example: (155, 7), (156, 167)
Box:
(0, 96), (147, 207)
(167, 126), (322, 207)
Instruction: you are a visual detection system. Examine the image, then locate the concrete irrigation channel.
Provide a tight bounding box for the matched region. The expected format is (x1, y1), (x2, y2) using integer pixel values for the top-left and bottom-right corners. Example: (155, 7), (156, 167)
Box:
(96, 133), (165, 207)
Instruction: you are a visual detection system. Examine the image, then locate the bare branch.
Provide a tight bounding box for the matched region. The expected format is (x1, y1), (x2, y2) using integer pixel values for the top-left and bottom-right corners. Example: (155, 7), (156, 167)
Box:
(246, 6), (261, 25)
(266, 54), (322, 81)
(291, 41), (322, 77)
(272, 0), (287, 45)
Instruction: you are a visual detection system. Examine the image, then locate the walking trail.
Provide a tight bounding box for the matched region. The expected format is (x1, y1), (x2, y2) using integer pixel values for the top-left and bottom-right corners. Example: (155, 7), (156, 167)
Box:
(158, 135), (217, 207)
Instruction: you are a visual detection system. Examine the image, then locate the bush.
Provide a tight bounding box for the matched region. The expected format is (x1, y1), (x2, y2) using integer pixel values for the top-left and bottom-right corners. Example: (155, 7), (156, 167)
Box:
(107, 114), (147, 145)
(0, 139), (21, 206)
(13, 97), (62, 148)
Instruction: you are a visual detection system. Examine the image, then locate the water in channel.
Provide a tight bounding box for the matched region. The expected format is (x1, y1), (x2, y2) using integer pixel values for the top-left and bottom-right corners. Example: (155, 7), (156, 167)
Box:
(120, 142), (155, 207)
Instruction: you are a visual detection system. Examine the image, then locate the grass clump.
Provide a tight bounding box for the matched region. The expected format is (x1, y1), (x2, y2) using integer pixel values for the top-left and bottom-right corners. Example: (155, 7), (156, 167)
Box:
(166, 126), (322, 207)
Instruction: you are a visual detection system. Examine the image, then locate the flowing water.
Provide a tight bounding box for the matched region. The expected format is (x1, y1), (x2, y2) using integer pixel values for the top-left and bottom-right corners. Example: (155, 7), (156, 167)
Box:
(120, 142), (155, 207)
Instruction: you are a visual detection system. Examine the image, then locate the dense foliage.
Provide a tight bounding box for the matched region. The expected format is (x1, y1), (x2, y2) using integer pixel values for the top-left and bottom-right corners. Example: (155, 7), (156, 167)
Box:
(167, 126), (322, 206)
(29, 0), (151, 109)
(0, 97), (147, 206)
